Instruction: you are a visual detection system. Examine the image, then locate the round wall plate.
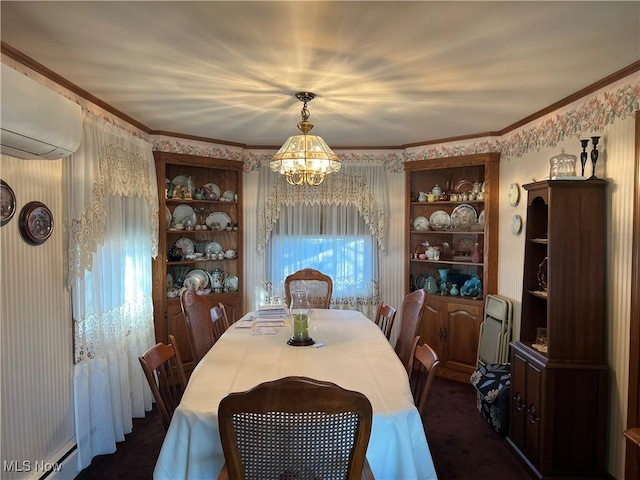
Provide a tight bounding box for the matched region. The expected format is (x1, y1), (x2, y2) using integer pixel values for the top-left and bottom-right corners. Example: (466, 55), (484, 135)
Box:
(511, 214), (523, 235)
(1, 180), (17, 226)
(508, 182), (520, 207)
(19, 201), (54, 245)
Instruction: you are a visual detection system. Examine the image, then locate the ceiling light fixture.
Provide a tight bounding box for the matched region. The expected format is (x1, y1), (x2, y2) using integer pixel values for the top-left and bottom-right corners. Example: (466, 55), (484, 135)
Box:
(270, 92), (341, 186)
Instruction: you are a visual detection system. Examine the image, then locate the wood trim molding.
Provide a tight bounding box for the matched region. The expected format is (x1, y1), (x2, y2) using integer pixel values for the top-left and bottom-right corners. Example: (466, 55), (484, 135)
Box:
(3, 41), (638, 151)
(626, 109), (640, 479)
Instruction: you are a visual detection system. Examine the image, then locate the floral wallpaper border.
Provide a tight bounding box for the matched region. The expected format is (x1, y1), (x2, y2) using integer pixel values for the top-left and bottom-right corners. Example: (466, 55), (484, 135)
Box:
(151, 73), (639, 171)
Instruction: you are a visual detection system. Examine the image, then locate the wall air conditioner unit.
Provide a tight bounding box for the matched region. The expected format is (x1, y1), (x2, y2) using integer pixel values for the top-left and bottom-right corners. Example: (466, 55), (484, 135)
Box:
(1, 64), (82, 160)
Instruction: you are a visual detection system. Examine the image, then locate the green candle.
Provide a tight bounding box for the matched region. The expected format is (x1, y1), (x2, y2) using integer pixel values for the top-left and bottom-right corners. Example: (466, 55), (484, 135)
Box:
(293, 313), (308, 340)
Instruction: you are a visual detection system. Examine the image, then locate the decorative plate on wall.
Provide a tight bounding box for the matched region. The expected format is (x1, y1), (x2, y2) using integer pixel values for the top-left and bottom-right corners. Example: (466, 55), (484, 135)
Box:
(19, 201), (53, 245)
(1, 180), (16, 226)
(508, 183), (520, 207)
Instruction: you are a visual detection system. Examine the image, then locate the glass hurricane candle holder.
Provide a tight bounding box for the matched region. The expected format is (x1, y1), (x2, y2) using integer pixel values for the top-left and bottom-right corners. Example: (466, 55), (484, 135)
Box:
(288, 289), (314, 346)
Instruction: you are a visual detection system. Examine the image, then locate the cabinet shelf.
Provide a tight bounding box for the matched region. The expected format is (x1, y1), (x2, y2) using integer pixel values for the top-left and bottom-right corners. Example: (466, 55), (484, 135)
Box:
(166, 229), (238, 234)
(166, 198), (237, 205)
(411, 259), (483, 266)
(530, 238), (548, 244)
(167, 258), (237, 266)
(527, 290), (548, 299)
(411, 200), (485, 206)
(411, 230), (484, 235)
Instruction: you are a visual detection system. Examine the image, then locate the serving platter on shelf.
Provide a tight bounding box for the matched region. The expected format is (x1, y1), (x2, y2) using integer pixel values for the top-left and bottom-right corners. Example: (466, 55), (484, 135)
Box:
(429, 210), (451, 231)
(175, 237), (195, 255)
(413, 216), (429, 231)
(206, 211), (232, 230)
(172, 204), (196, 225)
(451, 204), (477, 230)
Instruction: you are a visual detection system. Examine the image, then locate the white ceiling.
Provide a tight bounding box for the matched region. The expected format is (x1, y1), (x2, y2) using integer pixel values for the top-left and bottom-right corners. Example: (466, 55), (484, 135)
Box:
(1, 1), (638, 148)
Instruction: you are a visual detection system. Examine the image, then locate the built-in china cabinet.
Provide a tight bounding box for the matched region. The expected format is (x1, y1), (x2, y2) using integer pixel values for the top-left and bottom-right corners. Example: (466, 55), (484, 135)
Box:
(152, 151), (244, 372)
(404, 153), (499, 382)
(506, 179), (607, 478)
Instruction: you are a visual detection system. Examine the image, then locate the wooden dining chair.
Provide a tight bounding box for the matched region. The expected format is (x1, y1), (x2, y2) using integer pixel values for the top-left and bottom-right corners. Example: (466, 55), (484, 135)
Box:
(217, 376), (374, 480)
(410, 342), (440, 419)
(394, 289), (427, 375)
(138, 334), (187, 431)
(181, 290), (216, 365)
(284, 268), (333, 309)
(210, 305), (228, 341)
(373, 303), (397, 340)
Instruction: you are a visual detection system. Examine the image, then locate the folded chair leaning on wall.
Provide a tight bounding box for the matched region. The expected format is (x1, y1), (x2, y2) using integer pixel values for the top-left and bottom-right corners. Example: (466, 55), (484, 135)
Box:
(469, 294), (513, 435)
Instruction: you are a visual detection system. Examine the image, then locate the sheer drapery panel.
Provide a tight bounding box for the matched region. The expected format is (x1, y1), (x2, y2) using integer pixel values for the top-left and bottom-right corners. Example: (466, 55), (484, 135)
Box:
(67, 111), (158, 471)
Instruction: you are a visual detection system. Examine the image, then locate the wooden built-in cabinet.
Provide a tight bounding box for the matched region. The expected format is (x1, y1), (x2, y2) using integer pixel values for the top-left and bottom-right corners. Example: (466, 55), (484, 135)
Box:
(152, 151), (244, 373)
(507, 179), (608, 478)
(405, 153), (499, 382)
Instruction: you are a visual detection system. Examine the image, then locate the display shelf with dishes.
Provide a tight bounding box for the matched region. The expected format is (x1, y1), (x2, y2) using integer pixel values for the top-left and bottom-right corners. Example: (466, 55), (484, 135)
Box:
(153, 151), (244, 374)
(405, 153), (499, 383)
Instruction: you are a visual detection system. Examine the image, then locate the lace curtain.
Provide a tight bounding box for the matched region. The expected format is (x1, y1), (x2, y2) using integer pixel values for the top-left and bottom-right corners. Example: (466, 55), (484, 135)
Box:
(67, 111), (159, 470)
(258, 162), (389, 318)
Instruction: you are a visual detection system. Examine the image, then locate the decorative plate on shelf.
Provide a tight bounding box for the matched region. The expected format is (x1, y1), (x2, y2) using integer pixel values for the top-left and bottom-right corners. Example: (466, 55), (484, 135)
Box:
(175, 237), (195, 255)
(205, 241), (223, 254)
(172, 204), (196, 225)
(221, 190), (235, 202)
(185, 269), (210, 290)
(451, 204), (478, 230)
(165, 206), (171, 226)
(203, 183), (221, 199)
(225, 275), (239, 292)
(454, 179), (474, 193)
(429, 210), (451, 231)
(478, 210), (485, 227)
(454, 235), (477, 254)
(413, 216), (429, 231)
(206, 211), (232, 230)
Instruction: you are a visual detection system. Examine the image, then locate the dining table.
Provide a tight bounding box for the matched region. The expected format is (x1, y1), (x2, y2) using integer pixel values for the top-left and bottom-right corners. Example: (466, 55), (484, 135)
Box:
(153, 308), (438, 480)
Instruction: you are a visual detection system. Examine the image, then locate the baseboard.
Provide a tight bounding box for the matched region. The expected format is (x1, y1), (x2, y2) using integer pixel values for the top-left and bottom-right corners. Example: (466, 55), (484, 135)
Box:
(26, 441), (78, 480)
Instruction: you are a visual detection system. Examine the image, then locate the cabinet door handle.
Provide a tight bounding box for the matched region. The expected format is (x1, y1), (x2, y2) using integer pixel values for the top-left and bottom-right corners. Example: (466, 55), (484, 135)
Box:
(438, 328), (443, 340)
(527, 404), (539, 424)
(513, 392), (524, 411)
(441, 328), (447, 341)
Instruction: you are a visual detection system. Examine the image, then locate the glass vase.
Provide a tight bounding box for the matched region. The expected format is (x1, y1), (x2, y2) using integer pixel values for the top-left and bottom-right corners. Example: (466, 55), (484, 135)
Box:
(288, 290), (314, 346)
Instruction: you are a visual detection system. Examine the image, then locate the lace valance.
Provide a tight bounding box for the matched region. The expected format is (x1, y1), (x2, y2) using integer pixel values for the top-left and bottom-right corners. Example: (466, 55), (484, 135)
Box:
(68, 112), (158, 285)
(258, 172), (387, 254)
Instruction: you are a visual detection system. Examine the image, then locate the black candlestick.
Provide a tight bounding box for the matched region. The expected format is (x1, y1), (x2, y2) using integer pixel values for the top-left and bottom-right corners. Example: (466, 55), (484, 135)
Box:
(580, 139), (589, 177)
(589, 136), (600, 179)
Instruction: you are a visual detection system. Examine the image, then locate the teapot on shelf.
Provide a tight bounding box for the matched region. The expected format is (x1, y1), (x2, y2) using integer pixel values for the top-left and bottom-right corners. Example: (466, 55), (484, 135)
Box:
(210, 268), (228, 293)
(418, 192), (428, 202)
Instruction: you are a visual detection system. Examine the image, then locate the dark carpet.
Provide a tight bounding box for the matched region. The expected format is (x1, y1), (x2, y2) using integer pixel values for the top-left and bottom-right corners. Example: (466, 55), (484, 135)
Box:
(75, 377), (530, 479)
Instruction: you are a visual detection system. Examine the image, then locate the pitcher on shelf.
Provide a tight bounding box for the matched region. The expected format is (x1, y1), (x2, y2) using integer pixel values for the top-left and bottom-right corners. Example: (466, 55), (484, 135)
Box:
(210, 268), (228, 293)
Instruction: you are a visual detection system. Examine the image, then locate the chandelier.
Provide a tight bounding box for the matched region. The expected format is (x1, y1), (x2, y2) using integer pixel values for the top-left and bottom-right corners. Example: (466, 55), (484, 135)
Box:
(270, 92), (341, 186)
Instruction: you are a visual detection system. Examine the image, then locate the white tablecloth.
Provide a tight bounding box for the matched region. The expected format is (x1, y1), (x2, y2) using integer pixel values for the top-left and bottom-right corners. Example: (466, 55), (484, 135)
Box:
(153, 309), (437, 480)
